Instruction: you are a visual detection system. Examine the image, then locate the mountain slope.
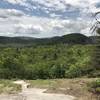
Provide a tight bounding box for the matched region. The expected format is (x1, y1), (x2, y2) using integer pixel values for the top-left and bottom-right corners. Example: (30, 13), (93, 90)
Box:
(0, 33), (92, 46)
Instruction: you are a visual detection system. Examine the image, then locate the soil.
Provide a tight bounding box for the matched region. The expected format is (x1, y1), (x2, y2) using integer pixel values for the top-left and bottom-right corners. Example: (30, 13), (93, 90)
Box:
(0, 80), (75, 100)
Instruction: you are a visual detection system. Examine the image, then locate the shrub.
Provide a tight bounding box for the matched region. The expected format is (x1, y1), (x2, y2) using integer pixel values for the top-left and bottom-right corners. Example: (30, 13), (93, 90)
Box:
(50, 64), (66, 78)
(88, 79), (100, 94)
(0, 45), (94, 79)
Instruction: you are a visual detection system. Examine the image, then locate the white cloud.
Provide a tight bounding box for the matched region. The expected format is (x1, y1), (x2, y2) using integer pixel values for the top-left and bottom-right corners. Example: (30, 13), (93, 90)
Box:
(4, 0), (100, 22)
(1, 0), (100, 37)
(14, 24), (44, 35)
(0, 8), (25, 19)
(4, 0), (100, 18)
(0, 7), (92, 37)
(4, 0), (26, 5)
(0, 9), (90, 37)
(4, 0), (100, 12)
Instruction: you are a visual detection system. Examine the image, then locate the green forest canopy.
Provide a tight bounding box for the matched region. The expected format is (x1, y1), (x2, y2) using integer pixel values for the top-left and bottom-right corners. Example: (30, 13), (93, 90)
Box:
(0, 44), (98, 79)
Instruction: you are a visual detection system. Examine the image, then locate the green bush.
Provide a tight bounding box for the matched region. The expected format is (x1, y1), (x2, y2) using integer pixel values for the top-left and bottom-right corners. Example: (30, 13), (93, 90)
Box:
(0, 45), (94, 79)
(88, 79), (100, 94)
(50, 64), (66, 78)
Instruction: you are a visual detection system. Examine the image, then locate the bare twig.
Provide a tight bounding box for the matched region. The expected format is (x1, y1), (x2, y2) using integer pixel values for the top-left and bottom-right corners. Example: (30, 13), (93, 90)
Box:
(90, 12), (100, 35)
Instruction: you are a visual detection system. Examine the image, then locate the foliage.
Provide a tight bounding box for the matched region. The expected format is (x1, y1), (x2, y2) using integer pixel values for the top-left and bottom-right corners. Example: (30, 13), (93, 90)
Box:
(0, 33), (91, 47)
(88, 79), (100, 94)
(0, 44), (94, 79)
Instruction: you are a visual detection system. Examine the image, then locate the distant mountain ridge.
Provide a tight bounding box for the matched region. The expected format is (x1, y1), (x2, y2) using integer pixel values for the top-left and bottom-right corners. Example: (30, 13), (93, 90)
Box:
(0, 33), (94, 46)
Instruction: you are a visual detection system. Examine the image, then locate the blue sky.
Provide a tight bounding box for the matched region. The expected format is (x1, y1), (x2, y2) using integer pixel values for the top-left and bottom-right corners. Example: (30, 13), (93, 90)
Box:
(0, 0), (100, 37)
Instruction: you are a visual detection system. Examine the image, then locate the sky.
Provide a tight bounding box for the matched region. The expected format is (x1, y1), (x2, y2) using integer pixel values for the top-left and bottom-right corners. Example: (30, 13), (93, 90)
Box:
(0, 0), (100, 38)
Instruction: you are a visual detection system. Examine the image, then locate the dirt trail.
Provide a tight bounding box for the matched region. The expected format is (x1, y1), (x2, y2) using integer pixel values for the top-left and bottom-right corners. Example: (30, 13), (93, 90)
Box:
(0, 80), (75, 100)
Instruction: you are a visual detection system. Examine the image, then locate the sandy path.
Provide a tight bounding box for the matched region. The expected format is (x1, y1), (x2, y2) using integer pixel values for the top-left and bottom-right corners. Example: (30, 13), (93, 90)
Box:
(0, 80), (75, 100)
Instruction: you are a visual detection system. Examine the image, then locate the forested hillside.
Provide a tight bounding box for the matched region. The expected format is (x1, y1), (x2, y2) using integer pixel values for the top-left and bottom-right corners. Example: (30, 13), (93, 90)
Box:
(0, 44), (96, 79)
(0, 33), (92, 47)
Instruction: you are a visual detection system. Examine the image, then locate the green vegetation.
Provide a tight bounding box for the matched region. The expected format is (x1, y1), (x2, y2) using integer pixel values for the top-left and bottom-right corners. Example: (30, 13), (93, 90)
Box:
(0, 44), (96, 79)
(0, 33), (92, 47)
(88, 79), (100, 94)
(0, 80), (21, 94)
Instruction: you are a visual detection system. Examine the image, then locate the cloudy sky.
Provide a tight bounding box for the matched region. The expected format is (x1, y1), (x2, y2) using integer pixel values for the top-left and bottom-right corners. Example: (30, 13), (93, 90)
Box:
(0, 0), (100, 38)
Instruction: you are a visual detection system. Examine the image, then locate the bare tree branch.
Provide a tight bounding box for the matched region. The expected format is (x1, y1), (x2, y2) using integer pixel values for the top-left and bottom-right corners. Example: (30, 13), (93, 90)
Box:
(90, 12), (100, 35)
